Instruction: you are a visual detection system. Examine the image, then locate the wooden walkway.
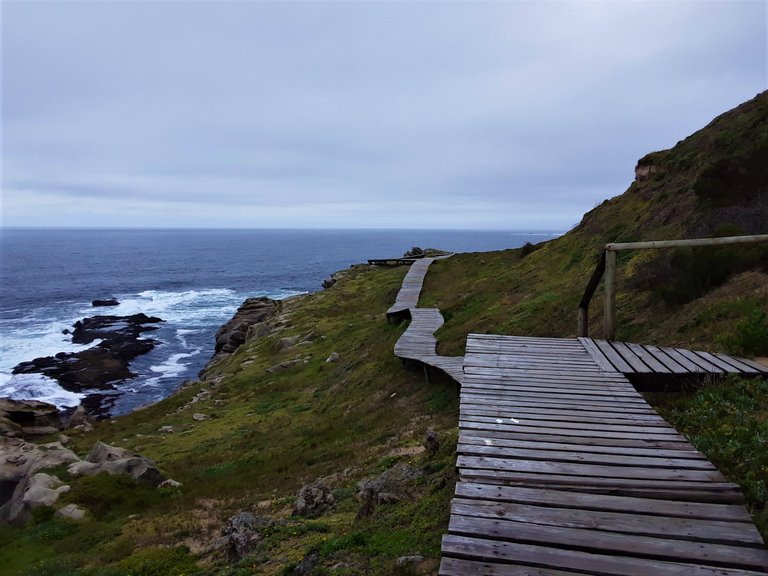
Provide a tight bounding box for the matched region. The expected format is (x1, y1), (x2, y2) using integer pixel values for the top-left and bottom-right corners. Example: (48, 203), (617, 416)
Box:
(389, 257), (464, 383)
(442, 334), (768, 575)
(383, 256), (768, 573)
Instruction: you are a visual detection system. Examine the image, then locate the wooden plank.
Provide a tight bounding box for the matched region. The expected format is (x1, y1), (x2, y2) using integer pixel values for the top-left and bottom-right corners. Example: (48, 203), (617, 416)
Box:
(578, 337), (619, 372)
(626, 342), (671, 373)
(675, 348), (721, 373)
(459, 407), (672, 427)
(611, 341), (654, 373)
(441, 535), (767, 576)
(448, 515), (768, 570)
(450, 498), (764, 546)
(644, 344), (691, 373)
(593, 338), (635, 372)
(457, 455), (723, 482)
(457, 443), (716, 470)
(440, 557), (584, 576)
(456, 470), (744, 502)
(459, 428), (693, 450)
(712, 353), (761, 374)
(459, 421), (683, 441)
(459, 399), (662, 419)
(726, 355), (768, 373)
(454, 482), (753, 522)
(460, 415), (679, 435)
(659, 346), (707, 372)
(458, 435), (705, 459)
(694, 350), (741, 373)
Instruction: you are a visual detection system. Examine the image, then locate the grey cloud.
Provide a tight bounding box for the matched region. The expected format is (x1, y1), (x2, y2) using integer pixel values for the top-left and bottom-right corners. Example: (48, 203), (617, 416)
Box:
(2, 1), (766, 230)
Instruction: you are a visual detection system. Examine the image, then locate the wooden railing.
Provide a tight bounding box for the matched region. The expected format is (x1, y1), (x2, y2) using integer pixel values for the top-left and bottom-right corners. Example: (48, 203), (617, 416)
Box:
(578, 234), (768, 340)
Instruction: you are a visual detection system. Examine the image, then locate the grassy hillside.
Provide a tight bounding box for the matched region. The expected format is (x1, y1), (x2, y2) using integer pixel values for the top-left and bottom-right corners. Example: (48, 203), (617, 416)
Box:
(2, 91), (768, 574)
(423, 90), (768, 355)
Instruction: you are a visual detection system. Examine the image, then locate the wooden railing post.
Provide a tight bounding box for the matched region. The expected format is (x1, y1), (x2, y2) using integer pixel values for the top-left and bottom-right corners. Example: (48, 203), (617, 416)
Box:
(604, 249), (617, 341)
(576, 250), (607, 337)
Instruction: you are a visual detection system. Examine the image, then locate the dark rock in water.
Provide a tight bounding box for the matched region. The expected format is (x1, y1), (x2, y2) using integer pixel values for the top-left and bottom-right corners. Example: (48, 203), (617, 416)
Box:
(91, 298), (120, 307)
(11, 314), (164, 399)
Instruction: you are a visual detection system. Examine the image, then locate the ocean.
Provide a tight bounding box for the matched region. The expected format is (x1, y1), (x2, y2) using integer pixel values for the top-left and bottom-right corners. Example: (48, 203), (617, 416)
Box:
(0, 228), (558, 415)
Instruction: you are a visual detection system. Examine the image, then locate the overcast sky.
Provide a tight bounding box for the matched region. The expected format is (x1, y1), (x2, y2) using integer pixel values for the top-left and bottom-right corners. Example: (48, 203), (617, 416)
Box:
(2, 1), (766, 230)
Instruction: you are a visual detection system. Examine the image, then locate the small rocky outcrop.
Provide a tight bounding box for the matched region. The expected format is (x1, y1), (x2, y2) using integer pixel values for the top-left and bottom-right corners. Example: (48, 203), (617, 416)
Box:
(322, 271), (347, 289)
(67, 441), (165, 485)
(292, 480), (335, 518)
(91, 298), (120, 307)
(223, 512), (273, 562)
(403, 246), (425, 258)
(12, 314), (163, 395)
(356, 463), (424, 518)
(424, 430), (439, 457)
(0, 472), (71, 525)
(214, 297), (279, 355)
(0, 398), (62, 438)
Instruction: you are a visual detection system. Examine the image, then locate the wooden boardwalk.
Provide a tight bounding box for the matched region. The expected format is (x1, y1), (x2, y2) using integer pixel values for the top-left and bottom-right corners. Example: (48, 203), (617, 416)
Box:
(442, 334), (768, 575)
(383, 256), (768, 573)
(387, 257), (437, 318)
(389, 256), (464, 383)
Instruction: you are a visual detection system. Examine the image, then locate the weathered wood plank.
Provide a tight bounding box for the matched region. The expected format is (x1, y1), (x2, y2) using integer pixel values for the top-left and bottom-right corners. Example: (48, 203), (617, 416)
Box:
(456, 455), (723, 482)
(457, 443), (716, 470)
(458, 435), (706, 459)
(592, 338), (635, 372)
(450, 499), (766, 547)
(448, 516), (768, 570)
(626, 342), (671, 373)
(454, 482), (753, 522)
(441, 535), (767, 576)
(578, 337), (620, 372)
(611, 341), (654, 373)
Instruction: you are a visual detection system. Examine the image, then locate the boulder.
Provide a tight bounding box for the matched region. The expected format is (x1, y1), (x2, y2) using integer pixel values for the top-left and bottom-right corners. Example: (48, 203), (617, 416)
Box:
(91, 298), (120, 307)
(56, 503), (86, 521)
(0, 438), (80, 485)
(424, 430), (439, 457)
(213, 297), (279, 355)
(223, 512), (272, 562)
(0, 473), (70, 525)
(65, 405), (92, 430)
(68, 441), (165, 485)
(292, 480), (335, 518)
(0, 398), (62, 430)
(293, 550), (321, 575)
(326, 352), (340, 363)
(23, 473), (69, 507)
(356, 463), (424, 518)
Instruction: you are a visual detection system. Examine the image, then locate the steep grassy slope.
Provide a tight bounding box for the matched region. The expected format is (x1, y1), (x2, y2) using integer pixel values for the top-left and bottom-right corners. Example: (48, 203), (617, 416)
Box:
(423, 90), (768, 355)
(0, 265), (460, 575)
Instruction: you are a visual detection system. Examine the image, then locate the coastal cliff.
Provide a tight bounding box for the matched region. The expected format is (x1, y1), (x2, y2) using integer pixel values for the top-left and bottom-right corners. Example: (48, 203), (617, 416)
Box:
(1, 92), (767, 575)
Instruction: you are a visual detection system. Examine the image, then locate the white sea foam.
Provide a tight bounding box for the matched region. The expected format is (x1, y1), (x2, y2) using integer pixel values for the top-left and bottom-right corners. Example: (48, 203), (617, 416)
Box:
(0, 317), (104, 376)
(0, 373), (84, 408)
(142, 350), (202, 388)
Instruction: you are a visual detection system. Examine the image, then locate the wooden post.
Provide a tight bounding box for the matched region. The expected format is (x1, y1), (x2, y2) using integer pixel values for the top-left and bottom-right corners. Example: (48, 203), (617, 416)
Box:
(577, 308), (588, 337)
(604, 249), (616, 341)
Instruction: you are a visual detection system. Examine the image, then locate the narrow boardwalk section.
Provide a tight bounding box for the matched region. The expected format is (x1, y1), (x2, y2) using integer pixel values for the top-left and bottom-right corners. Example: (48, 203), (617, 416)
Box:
(441, 334), (768, 575)
(389, 257), (463, 384)
(386, 257), (436, 318)
(580, 337), (768, 375)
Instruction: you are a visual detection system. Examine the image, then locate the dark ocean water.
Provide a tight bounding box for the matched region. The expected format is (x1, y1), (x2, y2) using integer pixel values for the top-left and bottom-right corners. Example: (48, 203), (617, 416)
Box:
(0, 228), (558, 415)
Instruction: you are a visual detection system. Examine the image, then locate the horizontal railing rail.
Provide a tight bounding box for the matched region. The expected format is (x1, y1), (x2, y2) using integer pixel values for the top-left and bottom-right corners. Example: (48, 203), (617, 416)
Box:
(577, 234), (768, 340)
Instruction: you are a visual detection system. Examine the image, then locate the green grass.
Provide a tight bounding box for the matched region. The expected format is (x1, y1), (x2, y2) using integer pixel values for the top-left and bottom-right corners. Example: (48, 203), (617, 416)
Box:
(647, 376), (768, 540)
(0, 264), (459, 575)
